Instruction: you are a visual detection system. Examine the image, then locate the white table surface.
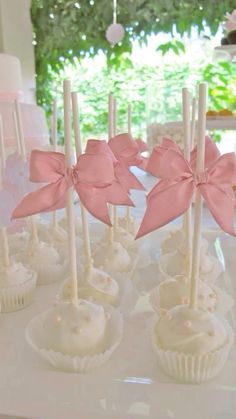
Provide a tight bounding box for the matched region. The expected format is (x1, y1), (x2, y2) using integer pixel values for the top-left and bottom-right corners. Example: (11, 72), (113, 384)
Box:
(0, 170), (236, 419)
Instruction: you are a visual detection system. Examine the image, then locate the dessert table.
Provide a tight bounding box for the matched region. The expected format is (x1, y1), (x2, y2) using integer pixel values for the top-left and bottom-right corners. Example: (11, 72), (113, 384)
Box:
(0, 170), (236, 419)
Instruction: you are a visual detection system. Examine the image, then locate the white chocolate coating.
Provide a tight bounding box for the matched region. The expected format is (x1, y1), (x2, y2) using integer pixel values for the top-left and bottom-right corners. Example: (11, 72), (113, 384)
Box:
(37, 222), (68, 244)
(159, 250), (220, 279)
(13, 240), (63, 284)
(101, 226), (135, 250)
(158, 275), (217, 312)
(6, 231), (29, 254)
(155, 305), (227, 355)
(162, 229), (209, 255)
(63, 267), (119, 304)
(26, 241), (60, 267)
(80, 267), (119, 304)
(94, 241), (131, 272)
(0, 262), (35, 288)
(118, 216), (137, 235)
(43, 301), (107, 356)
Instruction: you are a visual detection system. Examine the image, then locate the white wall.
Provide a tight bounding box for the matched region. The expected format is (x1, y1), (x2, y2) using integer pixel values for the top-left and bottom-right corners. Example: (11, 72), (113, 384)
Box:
(0, 0), (36, 103)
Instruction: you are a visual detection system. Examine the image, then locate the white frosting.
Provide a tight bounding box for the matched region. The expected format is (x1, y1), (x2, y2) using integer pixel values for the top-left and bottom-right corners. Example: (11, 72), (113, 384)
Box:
(64, 267), (119, 304)
(155, 305), (227, 355)
(36, 220), (68, 243)
(158, 275), (217, 312)
(13, 240), (62, 285)
(82, 267), (119, 301)
(159, 250), (217, 278)
(179, 238), (209, 258)
(161, 230), (185, 254)
(26, 241), (60, 267)
(43, 301), (107, 356)
(118, 216), (137, 235)
(94, 241), (131, 272)
(7, 231), (29, 254)
(162, 229), (209, 255)
(0, 262), (35, 288)
(101, 226), (135, 250)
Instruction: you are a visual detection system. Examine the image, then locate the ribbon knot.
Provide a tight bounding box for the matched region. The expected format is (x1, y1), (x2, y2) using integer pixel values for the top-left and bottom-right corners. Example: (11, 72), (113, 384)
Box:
(136, 140), (236, 238)
(69, 166), (80, 186)
(194, 170), (208, 186)
(12, 146), (134, 225)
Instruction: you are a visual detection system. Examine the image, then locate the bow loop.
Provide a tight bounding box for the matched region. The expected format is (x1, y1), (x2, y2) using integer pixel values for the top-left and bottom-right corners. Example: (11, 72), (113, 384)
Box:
(108, 133), (148, 171)
(30, 150), (66, 183)
(137, 148), (236, 239)
(12, 145), (134, 225)
(75, 154), (115, 187)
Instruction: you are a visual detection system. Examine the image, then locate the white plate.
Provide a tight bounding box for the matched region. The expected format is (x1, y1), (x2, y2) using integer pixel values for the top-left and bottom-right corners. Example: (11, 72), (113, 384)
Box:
(0, 226), (236, 418)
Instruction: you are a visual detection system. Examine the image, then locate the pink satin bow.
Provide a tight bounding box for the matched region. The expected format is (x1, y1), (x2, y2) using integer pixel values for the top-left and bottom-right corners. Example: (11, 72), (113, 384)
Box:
(136, 147), (236, 239)
(86, 137), (145, 192)
(147, 136), (220, 177)
(85, 139), (136, 204)
(108, 133), (148, 191)
(12, 148), (134, 226)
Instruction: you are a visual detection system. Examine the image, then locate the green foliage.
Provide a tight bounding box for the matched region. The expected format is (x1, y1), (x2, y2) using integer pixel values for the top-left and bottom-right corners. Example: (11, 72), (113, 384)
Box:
(157, 40), (185, 55)
(31, 0), (236, 108)
(202, 61), (236, 110)
(48, 53), (236, 144)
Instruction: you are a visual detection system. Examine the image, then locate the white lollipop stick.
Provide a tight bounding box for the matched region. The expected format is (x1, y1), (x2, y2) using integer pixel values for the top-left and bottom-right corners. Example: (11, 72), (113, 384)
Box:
(190, 98), (197, 149)
(64, 80), (78, 303)
(71, 91), (92, 272)
(0, 115), (10, 267)
(182, 88), (192, 277)
(108, 93), (114, 243)
(51, 100), (58, 229)
(112, 97), (118, 230)
(126, 104), (132, 230)
(15, 99), (26, 161)
(15, 99), (39, 244)
(189, 83), (207, 309)
(13, 111), (21, 154)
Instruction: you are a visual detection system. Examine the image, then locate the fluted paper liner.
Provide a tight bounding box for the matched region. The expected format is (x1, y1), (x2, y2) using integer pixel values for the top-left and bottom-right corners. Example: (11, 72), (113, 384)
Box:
(25, 305), (123, 373)
(151, 316), (234, 384)
(0, 271), (37, 313)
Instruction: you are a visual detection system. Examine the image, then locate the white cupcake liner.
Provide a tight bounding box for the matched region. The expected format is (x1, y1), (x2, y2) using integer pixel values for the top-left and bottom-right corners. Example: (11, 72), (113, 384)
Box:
(25, 305), (123, 373)
(149, 285), (234, 316)
(158, 252), (223, 283)
(0, 271), (37, 313)
(60, 276), (137, 316)
(151, 317), (234, 384)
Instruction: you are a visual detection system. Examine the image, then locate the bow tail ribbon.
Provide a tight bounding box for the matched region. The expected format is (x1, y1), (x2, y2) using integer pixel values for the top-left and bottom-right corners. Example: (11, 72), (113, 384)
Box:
(135, 138), (149, 153)
(12, 179), (68, 219)
(103, 181), (135, 206)
(136, 178), (194, 239)
(200, 184), (236, 236)
(115, 163), (145, 191)
(76, 184), (112, 226)
(136, 156), (148, 171)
